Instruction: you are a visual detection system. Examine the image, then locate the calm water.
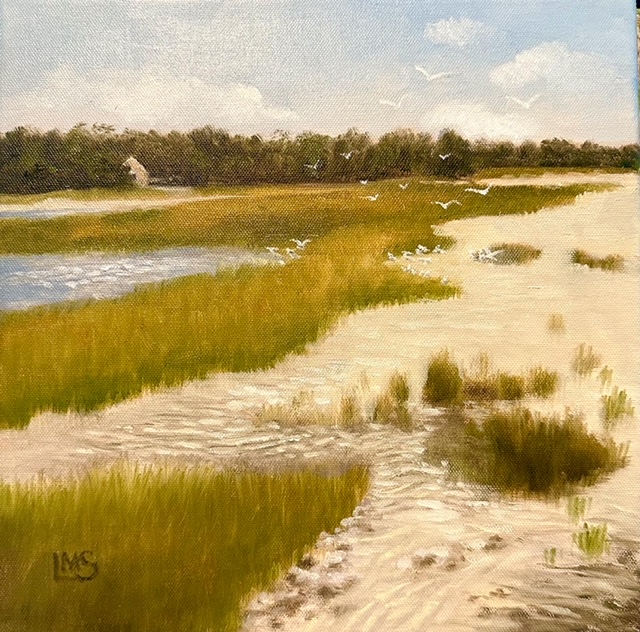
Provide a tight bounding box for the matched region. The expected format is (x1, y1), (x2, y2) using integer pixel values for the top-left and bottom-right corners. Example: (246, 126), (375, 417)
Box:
(0, 247), (274, 311)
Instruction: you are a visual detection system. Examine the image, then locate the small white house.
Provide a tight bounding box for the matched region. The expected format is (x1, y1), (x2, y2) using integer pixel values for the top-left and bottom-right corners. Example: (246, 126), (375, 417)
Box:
(123, 156), (150, 187)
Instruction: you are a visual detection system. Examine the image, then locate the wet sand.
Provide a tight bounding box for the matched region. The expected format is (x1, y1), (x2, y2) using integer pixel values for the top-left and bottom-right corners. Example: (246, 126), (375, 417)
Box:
(0, 173), (638, 631)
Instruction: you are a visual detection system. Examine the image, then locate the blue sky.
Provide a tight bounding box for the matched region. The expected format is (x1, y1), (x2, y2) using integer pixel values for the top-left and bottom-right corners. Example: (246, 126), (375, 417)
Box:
(1, 0), (638, 144)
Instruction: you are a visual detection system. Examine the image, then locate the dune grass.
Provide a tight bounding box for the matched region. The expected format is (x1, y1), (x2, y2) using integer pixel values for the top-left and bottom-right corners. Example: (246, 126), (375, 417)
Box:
(570, 249), (625, 272)
(372, 371), (412, 431)
(601, 386), (635, 430)
(572, 522), (611, 558)
(488, 242), (542, 265)
(547, 313), (566, 334)
(422, 351), (559, 407)
(423, 408), (628, 497)
(567, 495), (592, 525)
(0, 181), (596, 428)
(571, 343), (602, 377)
(0, 462), (370, 632)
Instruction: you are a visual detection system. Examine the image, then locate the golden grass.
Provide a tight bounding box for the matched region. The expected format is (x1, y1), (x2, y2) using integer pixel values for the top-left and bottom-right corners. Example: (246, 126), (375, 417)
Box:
(0, 462), (370, 632)
(0, 181), (595, 428)
(570, 249), (625, 272)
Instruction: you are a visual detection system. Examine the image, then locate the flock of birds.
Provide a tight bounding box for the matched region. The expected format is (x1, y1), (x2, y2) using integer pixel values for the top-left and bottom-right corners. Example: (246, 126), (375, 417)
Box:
(378, 64), (541, 112)
(470, 246), (504, 262)
(265, 238), (312, 265)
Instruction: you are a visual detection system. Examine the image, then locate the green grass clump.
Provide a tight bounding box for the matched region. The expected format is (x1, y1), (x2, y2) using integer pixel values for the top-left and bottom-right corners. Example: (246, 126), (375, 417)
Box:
(424, 408), (628, 497)
(543, 547), (557, 567)
(497, 372), (526, 401)
(422, 352), (463, 406)
(599, 366), (614, 390)
(526, 367), (560, 398)
(571, 343), (602, 377)
(488, 242), (542, 265)
(570, 249), (625, 272)
(0, 462), (370, 632)
(567, 496), (592, 525)
(572, 523), (611, 558)
(0, 181), (595, 428)
(373, 371), (412, 431)
(601, 386), (635, 430)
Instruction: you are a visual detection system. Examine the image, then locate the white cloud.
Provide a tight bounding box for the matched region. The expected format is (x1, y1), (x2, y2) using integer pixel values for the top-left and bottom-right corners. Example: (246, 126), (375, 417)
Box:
(425, 17), (489, 48)
(421, 101), (539, 143)
(490, 41), (619, 89)
(1, 65), (298, 133)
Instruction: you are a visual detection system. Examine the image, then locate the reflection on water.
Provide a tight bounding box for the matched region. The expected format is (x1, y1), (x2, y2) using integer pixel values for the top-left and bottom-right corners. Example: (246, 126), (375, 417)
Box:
(0, 247), (273, 311)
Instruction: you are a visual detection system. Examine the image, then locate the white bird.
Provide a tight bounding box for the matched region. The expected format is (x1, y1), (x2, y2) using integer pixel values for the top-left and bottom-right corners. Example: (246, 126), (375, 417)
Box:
(402, 251), (414, 259)
(360, 180), (369, 185)
(433, 200), (461, 209)
(416, 244), (430, 254)
(465, 184), (492, 195)
(291, 238), (312, 249)
(304, 159), (321, 170)
(340, 151), (354, 159)
(285, 248), (301, 259)
(266, 247), (280, 254)
(439, 153), (451, 160)
(505, 94), (540, 109)
(387, 252), (397, 261)
(363, 194), (379, 202)
(379, 94), (408, 109)
(399, 183), (410, 190)
(415, 66), (452, 82)
(433, 245), (445, 254)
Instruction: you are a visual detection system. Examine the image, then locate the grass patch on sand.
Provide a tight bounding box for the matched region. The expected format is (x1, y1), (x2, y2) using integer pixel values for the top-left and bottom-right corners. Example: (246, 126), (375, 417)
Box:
(572, 522), (611, 558)
(571, 343), (602, 377)
(488, 242), (542, 265)
(424, 408), (628, 497)
(570, 249), (625, 272)
(601, 386), (635, 430)
(373, 371), (412, 431)
(0, 181), (595, 428)
(0, 462), (369, 632)
(547, 313), (566, 334)
(422, 351), (559, 407)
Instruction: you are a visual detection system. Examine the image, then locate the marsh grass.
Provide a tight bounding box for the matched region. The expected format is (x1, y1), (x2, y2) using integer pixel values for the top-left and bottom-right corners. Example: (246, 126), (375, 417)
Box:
(599, 366), (614, 390)
(570, 249), (625, 272)
(601, 387), (635, 430)
(424, 408), (628, 497)
(526, 367), (560, 398)
(0, 182), (595, 428)
(547, 313), (566, 334)
(488, 242), (542, 265)
(567, 495), (593, 525)
(373, 371), (412, 431)
(572, 523), (611, 558)
(0, 462), (370, 632)
(426, 352), (557, 406)
(571, 343), (602, 377)
(544, 547), (557, 567)
(422, 351), (463, 406)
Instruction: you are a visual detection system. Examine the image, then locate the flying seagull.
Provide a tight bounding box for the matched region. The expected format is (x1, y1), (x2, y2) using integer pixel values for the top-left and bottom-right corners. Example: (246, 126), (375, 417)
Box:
(433, 200), (461, 209)
(415, 66), (452, 82)
(360, 179), (369, 185)
(304, 159), (321, 170)
(505, 94), (540, 109)
(439, 153), (451, 160)
(399, 183), (409, 190)
(291, 238), (312, 249)
(379, 94), (408, 109)
(340, 151), (354, 159)
(363, 194), (380, 201)
(266, 247), (280, 254)
(465, 184), (492, 195)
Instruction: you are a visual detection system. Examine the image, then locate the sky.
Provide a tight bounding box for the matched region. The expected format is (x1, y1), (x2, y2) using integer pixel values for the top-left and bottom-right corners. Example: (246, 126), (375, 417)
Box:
(0, 0), (638, 144)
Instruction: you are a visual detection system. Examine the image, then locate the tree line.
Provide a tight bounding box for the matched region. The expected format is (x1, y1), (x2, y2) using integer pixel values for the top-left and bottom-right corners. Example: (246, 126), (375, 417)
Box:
(0, 123), (637, 194)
